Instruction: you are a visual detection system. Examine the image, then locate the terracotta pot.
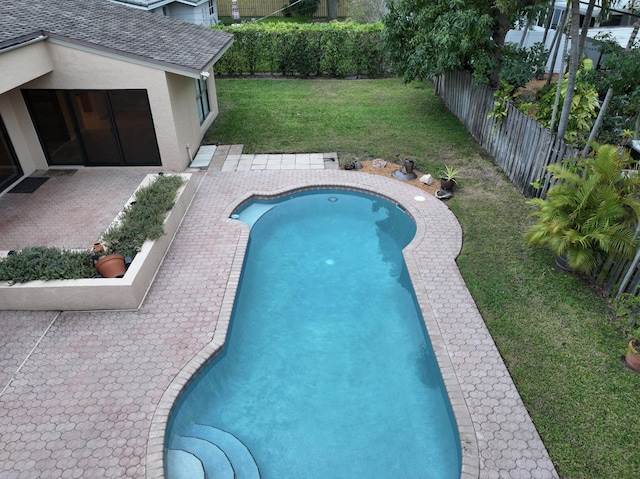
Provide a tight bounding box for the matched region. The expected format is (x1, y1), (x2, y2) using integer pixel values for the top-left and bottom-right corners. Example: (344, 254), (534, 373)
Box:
(95, 254), (126, 278)
(92, 242), (105, 255)
(626, 340), (640, 372)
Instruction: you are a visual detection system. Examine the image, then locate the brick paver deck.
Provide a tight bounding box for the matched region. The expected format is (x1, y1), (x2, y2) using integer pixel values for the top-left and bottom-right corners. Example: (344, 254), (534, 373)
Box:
(0, 147), (558, 478)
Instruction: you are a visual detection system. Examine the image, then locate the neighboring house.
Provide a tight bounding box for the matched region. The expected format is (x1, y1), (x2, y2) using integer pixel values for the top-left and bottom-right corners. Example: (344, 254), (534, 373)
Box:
(0, 0), (233, 194)
(111, 0), (220, 26)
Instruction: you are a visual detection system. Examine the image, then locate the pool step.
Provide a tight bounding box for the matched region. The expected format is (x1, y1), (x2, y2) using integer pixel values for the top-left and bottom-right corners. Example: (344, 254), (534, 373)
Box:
(170, 435), (235, 479)
(188, 424), (260, 479)
(166, 448), (205, 479)
(233, 203), (277, 227)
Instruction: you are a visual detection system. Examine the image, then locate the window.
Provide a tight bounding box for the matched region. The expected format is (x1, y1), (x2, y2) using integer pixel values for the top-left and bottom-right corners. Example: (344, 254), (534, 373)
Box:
(195, 78), (210, 125)
(23, 89), (161, 166)
(0, 116), (23, 192)
(208, 0), (215, 15)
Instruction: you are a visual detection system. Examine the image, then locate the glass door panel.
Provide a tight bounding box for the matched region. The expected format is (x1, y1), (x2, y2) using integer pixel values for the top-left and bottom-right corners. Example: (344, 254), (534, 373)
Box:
(23, 90), (83, 165)
(109, 91), (161, 166)
(70, 91), (121, 166)
(0, 117), (23, 192)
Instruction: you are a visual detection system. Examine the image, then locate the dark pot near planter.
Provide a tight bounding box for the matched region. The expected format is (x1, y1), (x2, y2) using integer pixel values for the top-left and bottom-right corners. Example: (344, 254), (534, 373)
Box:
(95, 254), (127, 278)
(403, 159), (415, 174)
(626, 340), (640, 372)
(440, 178), (456, 191)
(555, 254), (571, 272)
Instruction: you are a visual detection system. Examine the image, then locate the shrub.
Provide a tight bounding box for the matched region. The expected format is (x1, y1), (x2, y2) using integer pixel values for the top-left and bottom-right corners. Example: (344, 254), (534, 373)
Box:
(101, 175), (185, 259)
(0, 247), (95, 284)
(526, 143), (640, 274)
(213, 22), (387, 78)
(0, 174), (185, 283)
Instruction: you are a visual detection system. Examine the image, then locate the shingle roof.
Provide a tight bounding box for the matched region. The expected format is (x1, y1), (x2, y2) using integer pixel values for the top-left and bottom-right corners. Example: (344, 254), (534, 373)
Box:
(0, 0), (233, 75)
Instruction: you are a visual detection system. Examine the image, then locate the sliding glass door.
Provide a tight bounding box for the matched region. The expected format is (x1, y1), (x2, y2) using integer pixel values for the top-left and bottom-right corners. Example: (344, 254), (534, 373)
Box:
(23, 89), (161, 167)
(0, 116), (23, 192)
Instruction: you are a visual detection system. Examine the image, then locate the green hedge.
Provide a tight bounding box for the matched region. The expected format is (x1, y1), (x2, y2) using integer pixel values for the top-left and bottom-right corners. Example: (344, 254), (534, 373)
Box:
(213, 22), (388, 78)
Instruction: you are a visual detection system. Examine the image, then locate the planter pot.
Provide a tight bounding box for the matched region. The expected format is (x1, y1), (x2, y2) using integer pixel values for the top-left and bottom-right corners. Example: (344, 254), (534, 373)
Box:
(95, 254), (127, 278)
(440, 178), (456, 191)
(92, 241), (105, 255)
(555, 254), (571, 272)
(626, 340), (640, 372)
(403, 159), (415, 174)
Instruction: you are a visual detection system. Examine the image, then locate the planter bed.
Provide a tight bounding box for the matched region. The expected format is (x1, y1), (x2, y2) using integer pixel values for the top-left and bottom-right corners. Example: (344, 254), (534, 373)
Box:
(0, 173), (195, 311)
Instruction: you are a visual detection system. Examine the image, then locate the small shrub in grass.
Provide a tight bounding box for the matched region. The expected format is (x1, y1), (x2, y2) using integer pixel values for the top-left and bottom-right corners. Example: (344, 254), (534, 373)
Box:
(0, 247), (95, 284)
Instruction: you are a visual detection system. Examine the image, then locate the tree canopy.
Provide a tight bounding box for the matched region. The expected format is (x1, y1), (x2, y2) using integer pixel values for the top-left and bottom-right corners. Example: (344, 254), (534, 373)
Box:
(383, 0), (548, 88)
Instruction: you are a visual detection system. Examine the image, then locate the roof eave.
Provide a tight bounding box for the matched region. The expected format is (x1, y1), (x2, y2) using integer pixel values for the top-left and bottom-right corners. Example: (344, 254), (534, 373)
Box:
(46, 33), (233, 78)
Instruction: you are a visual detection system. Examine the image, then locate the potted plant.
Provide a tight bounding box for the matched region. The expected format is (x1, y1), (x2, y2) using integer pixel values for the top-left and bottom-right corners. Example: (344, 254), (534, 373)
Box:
(526, 143), (640, 274)
(613, 293), (640, 372)
(91, 241), (126, 278)
(439, 166), (459, 191)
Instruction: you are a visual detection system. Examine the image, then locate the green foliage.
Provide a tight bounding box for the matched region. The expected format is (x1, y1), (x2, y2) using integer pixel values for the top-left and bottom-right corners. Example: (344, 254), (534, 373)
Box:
(439, 165), (460, 181)
(583, 34), (640, 144)
(501, 42), (548, 88)
(526, 143), (640, 274)
(534, 60), (600, 145)
(487, 81), (516, 125)
(0, 247), (95, 284)
(614, 292), (640, 334)
(289, 0), (320, 17)
(382, 0), (544, 86)
(0, 175), (185, 283)
(102, 175), (185, 259)
(214, 22), (387, 78)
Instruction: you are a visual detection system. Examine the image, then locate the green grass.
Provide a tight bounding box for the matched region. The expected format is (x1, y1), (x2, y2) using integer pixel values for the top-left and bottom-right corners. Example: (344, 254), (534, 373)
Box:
(206, 77), (640, 478)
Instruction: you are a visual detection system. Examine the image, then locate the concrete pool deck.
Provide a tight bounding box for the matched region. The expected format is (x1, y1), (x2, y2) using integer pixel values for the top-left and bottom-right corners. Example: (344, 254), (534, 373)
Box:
(0, 147), (558, 478)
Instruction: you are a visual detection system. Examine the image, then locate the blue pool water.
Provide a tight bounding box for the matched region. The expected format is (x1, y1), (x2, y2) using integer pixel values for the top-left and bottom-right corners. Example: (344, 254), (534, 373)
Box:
(166, 189), (461, 479)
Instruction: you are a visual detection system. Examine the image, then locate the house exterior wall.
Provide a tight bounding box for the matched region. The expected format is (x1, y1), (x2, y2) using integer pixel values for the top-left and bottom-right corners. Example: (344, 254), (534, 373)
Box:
(0, 41), (53, 95)
(166, 2), (217, 26)
(0, 41), (215, 173)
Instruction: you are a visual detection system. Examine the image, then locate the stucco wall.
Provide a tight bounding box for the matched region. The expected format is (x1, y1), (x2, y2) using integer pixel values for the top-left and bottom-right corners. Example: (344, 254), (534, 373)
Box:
(0, 41), (212, 171)
(0, 41), (53, 95)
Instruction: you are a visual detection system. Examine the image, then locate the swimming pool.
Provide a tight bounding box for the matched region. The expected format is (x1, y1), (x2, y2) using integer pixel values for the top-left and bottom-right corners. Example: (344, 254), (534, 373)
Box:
(165, 189), (461, 478)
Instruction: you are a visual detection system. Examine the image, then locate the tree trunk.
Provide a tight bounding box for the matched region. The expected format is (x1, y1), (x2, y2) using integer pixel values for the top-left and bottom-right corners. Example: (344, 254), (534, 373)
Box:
(547, 7), (568, 85)
(489, 12), (512, 89)
(626, 20), (640, 51)
(578, 0), (596, 57)
(582, 87), (613, 157)
(327, 0), (337, 20)
(519, 19), (530, 49)
(550, 32), (569, 133)
(556, 0), (582, 141)
(542, 0), (556, 45)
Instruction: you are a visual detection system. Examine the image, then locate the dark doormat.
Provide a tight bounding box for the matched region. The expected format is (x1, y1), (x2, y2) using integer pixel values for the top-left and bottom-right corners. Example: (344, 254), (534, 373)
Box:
(8, 177), (49, 193)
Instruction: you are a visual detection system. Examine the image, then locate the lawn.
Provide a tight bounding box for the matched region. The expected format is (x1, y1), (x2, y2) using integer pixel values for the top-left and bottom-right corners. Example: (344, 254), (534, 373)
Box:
(205, 77), (640, 479)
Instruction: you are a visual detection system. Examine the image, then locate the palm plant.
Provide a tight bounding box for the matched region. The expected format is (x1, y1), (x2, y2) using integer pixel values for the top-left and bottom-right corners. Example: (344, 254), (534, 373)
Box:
(526, 143), (640, 274)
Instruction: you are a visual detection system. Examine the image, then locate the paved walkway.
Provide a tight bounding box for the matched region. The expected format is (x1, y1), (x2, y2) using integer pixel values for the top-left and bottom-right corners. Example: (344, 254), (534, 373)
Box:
(0, 146), (558, 479)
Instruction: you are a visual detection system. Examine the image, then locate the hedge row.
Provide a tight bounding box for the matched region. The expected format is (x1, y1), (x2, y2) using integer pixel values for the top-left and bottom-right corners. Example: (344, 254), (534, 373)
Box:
(213, 22), (388, 78)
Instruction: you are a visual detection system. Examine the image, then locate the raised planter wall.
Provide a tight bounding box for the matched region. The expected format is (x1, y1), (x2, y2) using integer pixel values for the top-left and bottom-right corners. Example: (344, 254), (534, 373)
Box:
(0, 173), (196, 311)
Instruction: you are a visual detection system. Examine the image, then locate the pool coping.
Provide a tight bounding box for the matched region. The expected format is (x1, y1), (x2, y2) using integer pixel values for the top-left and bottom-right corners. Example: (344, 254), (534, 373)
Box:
(146, 182), (480, 479)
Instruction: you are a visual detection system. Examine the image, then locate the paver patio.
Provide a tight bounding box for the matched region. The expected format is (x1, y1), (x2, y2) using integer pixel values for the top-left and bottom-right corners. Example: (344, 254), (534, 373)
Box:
(0, 148), (558, 478)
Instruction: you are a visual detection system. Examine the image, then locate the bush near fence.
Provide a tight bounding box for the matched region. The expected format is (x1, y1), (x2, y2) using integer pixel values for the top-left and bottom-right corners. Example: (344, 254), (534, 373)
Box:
(435, 69), (640, 297)
(213, 22), (388, 78)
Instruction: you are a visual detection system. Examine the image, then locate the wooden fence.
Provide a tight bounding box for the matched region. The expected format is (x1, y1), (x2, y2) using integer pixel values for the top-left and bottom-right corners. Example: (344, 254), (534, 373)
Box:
(217, 0), (348, 19)
(433, 70), (577, 198)
(435, 69), (639, 297)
